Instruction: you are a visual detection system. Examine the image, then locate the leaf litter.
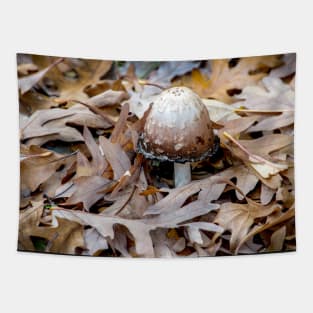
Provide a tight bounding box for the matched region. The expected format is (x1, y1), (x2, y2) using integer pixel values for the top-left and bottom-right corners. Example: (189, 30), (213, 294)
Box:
(18, 53), (296, 257)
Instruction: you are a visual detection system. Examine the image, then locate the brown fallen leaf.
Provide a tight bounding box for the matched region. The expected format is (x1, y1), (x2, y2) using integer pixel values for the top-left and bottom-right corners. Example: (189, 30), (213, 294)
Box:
(44, 217), (85, 254)
(219, 115), (263, 137)
(21, 104), (112, 146)
(17, 55), (295, 258)
(20, 91), (59, 112)
(146, 165), (259, 215)
(81, 126), (107, 176)
(110, 154), (143, 198)
(18, 201), (44, 250)
(199, 165), (259, 202)
(235, 205), (295, 254)
(64, 176), (113, 210)
(18, 201), (84, 254)
(99, 136), (131, 180)
(83, 228), (108, 256)
(221, 132), (292, 179)
(267, 226), (286, 252)
(173, 56), (282, 103)
(52, 200), (220, 257)
(149, 61), (201, 86)
(18, 58), (63, 94)
(260, 183), (276, 205)
(110, 102), (130, 144)
(151, 229), (179, 258)
(123, 85), (158, 119)
(20, 145), (76, 195)
(235, 77), (295, 131)
(29, 55), (113, 103)
(88, 89), (128, 107)
(214, 199), (281, 253)
(202, 99), (240, 124)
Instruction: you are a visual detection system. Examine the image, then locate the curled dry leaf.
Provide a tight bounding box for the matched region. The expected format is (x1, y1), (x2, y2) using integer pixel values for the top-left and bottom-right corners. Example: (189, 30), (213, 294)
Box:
(88, 89), (128, 107)
(20, 145), (76, 195)
(234, 205), (295, 254)
(81, 126), (107, 176)
(222, 132), (292, 179)
(21, 104), (112, 146)
(202, 98), (240, 124)
(267, 226), (286, 252)
(235, 77), (295, 132)
(18, 58), (63, 94)
(214, 199), (281, 253)
(99, 136), (131, 180)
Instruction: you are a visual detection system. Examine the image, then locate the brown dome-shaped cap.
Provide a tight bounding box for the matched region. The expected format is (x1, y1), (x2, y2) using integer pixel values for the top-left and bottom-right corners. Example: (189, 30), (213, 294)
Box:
(138, 87), (217, 163)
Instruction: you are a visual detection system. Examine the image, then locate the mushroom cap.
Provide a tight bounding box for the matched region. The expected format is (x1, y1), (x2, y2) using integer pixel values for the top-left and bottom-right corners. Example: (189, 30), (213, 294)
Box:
(138, 86), (216, 163)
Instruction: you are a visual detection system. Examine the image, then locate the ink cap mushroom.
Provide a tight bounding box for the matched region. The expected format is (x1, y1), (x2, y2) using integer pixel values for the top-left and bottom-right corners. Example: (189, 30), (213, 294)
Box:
(138, 86), (218, 187)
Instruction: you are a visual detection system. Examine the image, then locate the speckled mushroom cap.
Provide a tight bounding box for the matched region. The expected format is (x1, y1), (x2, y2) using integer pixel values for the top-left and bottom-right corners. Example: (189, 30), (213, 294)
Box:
(138, 87), (216, 163)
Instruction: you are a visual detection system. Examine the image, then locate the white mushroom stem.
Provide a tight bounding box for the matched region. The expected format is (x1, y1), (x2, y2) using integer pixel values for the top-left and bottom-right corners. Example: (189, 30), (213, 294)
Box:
(174, 162), (191, 187)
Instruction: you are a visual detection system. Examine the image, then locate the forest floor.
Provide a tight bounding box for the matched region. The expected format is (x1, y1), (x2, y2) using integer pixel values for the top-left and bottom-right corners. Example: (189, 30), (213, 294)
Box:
(18, 53), (295, 257)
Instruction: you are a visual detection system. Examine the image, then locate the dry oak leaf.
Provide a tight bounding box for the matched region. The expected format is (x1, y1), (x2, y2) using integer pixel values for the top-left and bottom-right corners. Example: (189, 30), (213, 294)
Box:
(78, 126), (108, 177)
(18, 58), (63, 94)
(64, 176), (113, 211)
(52, 200), (221, 257)
(146, 164), (259, 216)
(202, 99), (240, 124)
(235, 205), (295, 254)
(20, 87), (126, 114)
(149, 61), (201, 86)
(20, 91), (61, 113)
(173, 55), (281, 103)
(21, 104), (112, 146)
(20, 145), (75, 194)
(99, 136), (131, 180)
(83, 228), (109, 256)
(267, 225), (286, 252)
(18, 201), (44, 250)
(29, 56), (113, 103)
(221, 132), (292, 179)
(57, 128), (134, 209)
(123, 85), (157, 119)
(235, 77), (295, 132)
(18, 201), (84, 254)
(214, 199), (281, 253)
(88, 89), (129, 107)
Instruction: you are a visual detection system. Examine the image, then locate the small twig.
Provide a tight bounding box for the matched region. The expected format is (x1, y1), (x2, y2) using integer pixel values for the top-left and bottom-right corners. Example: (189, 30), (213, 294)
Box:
(223, 131), (277, 165)
(234, 108), (294, 114)
(138, 79), (166, 90)
(114, 185), (137, 216)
